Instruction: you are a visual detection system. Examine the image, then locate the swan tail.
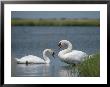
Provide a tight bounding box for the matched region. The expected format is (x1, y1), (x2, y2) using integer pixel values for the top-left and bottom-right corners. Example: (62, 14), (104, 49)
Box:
(88, 54), (94, 59)
(15, 58), (19, 61)
(82, 54), (95, 62)
(14, 58), (20, 63)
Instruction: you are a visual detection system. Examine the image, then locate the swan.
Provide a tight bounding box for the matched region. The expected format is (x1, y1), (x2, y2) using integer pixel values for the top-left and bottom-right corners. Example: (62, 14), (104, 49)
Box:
(58, 40), (88, 64)
(15, 49), (55, 64)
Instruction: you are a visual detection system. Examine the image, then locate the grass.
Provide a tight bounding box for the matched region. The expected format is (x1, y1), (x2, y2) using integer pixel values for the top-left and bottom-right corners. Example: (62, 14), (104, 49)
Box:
(78, 53), (100, 77)
(11, 18), (100, 26)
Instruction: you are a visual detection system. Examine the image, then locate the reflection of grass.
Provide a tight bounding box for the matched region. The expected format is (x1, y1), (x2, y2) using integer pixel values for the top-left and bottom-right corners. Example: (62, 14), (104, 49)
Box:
(11, 18), (100, 26)
(78, 53), (100, 77)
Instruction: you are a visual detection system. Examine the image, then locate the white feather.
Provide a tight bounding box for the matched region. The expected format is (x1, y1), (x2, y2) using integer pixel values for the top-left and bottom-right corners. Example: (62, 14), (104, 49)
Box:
(15, 49), (54, 64)
(58, 40), (88, 64)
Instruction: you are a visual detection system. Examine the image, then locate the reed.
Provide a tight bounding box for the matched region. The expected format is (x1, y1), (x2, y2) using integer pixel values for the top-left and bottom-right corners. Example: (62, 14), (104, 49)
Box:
(11, 18), (100, 26)
(78, 53), (100, 77)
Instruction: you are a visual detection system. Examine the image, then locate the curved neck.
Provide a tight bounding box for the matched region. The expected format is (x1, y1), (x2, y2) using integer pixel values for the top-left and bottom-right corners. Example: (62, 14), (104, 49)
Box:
(63, 41), (72, 53)
(58, 41), (72, 58)
(43, 51), (50, 64)
(66, 41), (72, 52)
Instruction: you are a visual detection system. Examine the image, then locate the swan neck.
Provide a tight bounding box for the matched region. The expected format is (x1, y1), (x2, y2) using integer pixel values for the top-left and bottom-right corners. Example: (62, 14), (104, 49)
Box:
(67, 42), (72, 51)
(58, 41), (72, 58)
(43, 51), (50, 64)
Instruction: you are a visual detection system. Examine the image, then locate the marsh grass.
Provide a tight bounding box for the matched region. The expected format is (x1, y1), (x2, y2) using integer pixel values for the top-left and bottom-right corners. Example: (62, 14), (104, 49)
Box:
(78, 53), (100, 77)
(11, 18), (100, 26)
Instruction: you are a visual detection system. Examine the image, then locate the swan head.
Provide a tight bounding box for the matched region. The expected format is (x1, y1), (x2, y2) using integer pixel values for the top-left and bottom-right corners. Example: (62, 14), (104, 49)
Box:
(58, 40), (71, 49)
(43, 49), (55, 58)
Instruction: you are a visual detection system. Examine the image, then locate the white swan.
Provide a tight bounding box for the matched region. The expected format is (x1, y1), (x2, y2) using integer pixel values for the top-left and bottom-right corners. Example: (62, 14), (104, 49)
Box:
(58, 40), (88, 64)
(15, 49), (55, 64)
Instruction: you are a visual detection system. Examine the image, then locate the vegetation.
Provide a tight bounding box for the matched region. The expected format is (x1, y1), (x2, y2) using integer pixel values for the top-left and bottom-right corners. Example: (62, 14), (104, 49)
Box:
(11, 18), (100, 26)
(78, 53), (100, 77)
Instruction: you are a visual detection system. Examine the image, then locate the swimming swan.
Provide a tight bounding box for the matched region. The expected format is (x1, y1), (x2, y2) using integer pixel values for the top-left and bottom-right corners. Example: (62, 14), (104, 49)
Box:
(58, 40), (88, 64)
(15, 49), (55, 64)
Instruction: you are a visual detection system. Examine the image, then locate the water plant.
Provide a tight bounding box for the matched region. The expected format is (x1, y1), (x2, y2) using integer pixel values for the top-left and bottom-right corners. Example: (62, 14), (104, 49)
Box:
(11, 18), (100, 26)
(78, 53), (100, 77)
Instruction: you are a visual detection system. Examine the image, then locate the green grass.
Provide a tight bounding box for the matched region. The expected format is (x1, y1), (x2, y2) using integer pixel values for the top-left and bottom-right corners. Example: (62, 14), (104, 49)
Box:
(78, 53), (100, 77)
(11, 18), (100, 26)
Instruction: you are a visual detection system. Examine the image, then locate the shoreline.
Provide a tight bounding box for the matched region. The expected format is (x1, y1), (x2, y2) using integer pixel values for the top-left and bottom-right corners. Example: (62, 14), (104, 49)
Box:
(11, 18), (100, 26)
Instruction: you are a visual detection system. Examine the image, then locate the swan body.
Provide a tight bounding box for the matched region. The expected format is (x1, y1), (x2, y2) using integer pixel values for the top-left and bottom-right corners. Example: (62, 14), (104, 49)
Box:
(15, 49), (54, 64)
(58, 40), (88, 64)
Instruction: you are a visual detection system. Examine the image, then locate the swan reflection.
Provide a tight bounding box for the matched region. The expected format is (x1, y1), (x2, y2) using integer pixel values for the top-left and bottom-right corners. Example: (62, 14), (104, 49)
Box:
(14, 63), (79, 77)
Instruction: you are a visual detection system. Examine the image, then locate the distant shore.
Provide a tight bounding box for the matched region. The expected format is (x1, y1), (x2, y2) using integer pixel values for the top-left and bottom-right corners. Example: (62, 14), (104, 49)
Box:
(11, 18), (100, 26)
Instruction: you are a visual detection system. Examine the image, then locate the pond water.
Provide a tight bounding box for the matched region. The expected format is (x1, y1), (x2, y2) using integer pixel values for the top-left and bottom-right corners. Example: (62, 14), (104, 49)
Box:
(11, 26), (100, 77)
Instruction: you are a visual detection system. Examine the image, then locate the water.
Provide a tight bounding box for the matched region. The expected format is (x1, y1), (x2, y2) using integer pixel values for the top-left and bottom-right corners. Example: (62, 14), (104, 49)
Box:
(12, 11), (100, 19)
(11, 26), (100, 77)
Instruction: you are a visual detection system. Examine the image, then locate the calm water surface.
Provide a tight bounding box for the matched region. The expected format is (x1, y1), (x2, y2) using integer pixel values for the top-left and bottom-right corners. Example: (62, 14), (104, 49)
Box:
(11, 26), (100, 77)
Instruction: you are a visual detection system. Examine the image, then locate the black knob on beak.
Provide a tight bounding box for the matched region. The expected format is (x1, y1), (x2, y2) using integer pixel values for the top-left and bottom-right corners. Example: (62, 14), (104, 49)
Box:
(52, 52), (55, 58)
(58, 42), (61, 48)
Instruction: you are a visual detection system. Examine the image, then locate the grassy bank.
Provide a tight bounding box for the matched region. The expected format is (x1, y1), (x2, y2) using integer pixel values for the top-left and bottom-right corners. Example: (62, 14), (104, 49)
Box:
(11, 18), (100, 26)
(78, 53), (100, 77)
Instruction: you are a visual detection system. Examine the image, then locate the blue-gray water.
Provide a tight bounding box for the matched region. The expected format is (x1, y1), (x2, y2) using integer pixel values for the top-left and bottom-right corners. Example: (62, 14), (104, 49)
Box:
(12, 11), (100, 19)
(11, 26), (100, 77)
